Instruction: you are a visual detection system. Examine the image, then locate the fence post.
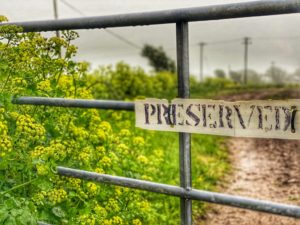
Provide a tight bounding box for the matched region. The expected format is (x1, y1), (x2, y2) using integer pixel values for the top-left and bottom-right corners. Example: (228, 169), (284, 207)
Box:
(176, 21), (192, 225)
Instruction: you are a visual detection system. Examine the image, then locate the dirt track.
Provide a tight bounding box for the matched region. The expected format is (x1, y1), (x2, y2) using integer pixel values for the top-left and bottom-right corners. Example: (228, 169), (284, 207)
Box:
(199, 89), (300, 225)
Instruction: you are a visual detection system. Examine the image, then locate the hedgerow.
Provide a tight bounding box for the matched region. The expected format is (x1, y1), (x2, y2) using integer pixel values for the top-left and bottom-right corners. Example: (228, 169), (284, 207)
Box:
(0, 17), (229, 225)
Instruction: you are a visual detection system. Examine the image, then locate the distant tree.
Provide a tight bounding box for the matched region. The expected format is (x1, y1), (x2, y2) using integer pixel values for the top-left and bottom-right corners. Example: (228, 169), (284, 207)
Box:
(229, 70), (242, 84)
(265, 63), (288, 85)
(247, 69), (263, 84)
(229, 69), (263, 85)
(292, 67), (300, 82)
(214, 69), (226, 78)
(141, 44), (176, 73)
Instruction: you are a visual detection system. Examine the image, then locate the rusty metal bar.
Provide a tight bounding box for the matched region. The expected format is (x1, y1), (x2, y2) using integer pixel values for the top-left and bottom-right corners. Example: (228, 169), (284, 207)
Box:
(57, 166), (300, 218)
(176, 21), (192, 225)
(1, 0), (300, 32)
(12, 97), (134, 111)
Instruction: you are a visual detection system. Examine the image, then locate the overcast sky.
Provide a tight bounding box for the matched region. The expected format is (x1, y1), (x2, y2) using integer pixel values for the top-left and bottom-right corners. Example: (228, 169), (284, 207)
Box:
(2, 0), (300, 79)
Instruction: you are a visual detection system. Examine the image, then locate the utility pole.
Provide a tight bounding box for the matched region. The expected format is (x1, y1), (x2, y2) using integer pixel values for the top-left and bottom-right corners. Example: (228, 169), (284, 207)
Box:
(199, 42), (206, 82)
(53, 0), (60, 38)
(243, 37), (251, 85)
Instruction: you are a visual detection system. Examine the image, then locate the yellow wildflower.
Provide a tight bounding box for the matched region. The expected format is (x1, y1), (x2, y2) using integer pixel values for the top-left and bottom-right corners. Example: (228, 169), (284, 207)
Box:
(37, 80), (52, 92)
(112, 216), (123, 225)
(137, 155), (148, 164)
(87, 182), (98, 196)
(99, 156), (111, 167)
(133, 137), (145, 147)
(132, 219), (142, 225)
(47, 188), (67, 204)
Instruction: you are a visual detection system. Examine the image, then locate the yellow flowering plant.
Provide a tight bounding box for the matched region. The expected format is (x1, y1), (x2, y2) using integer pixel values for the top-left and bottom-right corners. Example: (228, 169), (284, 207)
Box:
(0, 23), (166, 225)
(0, 18), (229, 225)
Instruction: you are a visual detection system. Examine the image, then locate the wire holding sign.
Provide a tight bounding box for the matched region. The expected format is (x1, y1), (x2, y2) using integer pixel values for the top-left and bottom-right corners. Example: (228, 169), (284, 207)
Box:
(135, 98), (300, 140)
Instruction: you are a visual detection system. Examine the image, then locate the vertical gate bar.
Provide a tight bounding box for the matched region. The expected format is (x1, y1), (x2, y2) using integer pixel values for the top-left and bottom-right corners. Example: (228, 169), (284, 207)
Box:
(176, 22), (192, 225)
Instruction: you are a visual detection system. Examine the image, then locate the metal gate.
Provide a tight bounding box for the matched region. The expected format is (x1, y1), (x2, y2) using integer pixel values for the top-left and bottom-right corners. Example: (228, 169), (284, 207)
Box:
(3, 1), (300, 224)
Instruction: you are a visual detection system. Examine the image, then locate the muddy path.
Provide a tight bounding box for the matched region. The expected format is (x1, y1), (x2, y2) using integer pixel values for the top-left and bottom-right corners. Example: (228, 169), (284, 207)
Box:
(198, 89), (300, 225)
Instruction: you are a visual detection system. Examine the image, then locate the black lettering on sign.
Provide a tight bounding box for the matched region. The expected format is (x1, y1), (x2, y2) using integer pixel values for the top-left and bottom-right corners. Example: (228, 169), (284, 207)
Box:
(225, 106), (233, 129)
(195, 104), (201, 126)
(247, 105), (256, 127)
(150, 104), (156, 116)
(233, 105), (246, 129)
(144, 104), (150, 124)
(148, 104), (156, 124)
(257, 106), (263, 129)
(207, 104), (217, 128)
(202, 105), (207, 127)
(275, 106), (281, 130)
(177, 104), (184, 125)
(282, 107), (291, 131)
(264, 106), (272, 132)
(137, 99), (300, 139)
(219, 105), (224, 128)
(186, 104), (200, 126)
(162, 104), (176, 125)
(157, 104), (162, 124)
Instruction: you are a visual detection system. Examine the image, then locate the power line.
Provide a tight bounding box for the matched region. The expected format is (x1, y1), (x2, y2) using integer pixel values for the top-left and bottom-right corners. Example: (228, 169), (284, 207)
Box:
(207, 38), (242, 45)
(253, 36), (300, 41)
(104, 29), (142, 50)
(59, 0), (142, 50)
(59, 0), (84, 16)
(194, 35), (300, 47)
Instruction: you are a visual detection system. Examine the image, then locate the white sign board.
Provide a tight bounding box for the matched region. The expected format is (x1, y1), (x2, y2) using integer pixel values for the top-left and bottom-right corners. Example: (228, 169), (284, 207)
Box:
(135, 98), (300, 140)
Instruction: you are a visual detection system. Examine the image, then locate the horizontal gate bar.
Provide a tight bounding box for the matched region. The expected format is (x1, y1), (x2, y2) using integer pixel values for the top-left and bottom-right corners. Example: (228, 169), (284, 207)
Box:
(2, 0), (300, 32)
(57, 166), (300, 218)
(12, 97), (134, 111)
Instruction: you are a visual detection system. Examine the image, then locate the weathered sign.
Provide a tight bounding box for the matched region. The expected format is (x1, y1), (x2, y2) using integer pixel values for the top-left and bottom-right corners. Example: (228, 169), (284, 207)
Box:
(135, 99), (300, 140)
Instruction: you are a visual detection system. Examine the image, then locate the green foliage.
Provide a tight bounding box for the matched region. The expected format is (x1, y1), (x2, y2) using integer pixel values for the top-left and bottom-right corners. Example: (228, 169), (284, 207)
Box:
(191, 77), (238, 98)
(0, 195), (37, 225)
(228, 69), (263, 85)
(214, 69), (226, 78)
(141, 44), (176, 73)
(0, 23), (229, 225)
(246, 69), (263, 85)
(229, 70), (243, 84)
(88, 63), (177, 100)
(0, 27), (157, 225)
(265, 64), (288, 85)
(292, 67), (300, 82)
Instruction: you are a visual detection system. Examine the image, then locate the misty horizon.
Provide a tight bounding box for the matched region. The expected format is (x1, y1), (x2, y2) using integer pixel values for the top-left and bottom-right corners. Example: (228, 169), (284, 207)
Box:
(2, 0), (300, 79)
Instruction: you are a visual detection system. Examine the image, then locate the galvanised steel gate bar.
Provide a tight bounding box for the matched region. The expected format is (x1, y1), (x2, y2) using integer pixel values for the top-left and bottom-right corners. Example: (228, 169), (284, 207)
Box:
(2, 0), (300, 32)
(12, 97), (135, 111)
(176, 22), (192, 225)
(57, 166), (300, 218)
(6, 0), (300, 224)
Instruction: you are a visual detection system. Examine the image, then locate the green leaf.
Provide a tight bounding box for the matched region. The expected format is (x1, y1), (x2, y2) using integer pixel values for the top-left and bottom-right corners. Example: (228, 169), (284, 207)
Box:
(36, 179), (53, 191)
(52, 207), (65, 218)
(4, 199), (16, 209)
(0, 210), (9, 223)
(4, 216), (16, 225)
(15, 209), (38, 225)
(9, 209), (22, 217)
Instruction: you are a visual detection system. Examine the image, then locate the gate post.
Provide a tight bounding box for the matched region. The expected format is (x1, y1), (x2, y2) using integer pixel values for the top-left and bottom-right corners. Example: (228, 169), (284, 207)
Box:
(176, 21), (192, 225)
